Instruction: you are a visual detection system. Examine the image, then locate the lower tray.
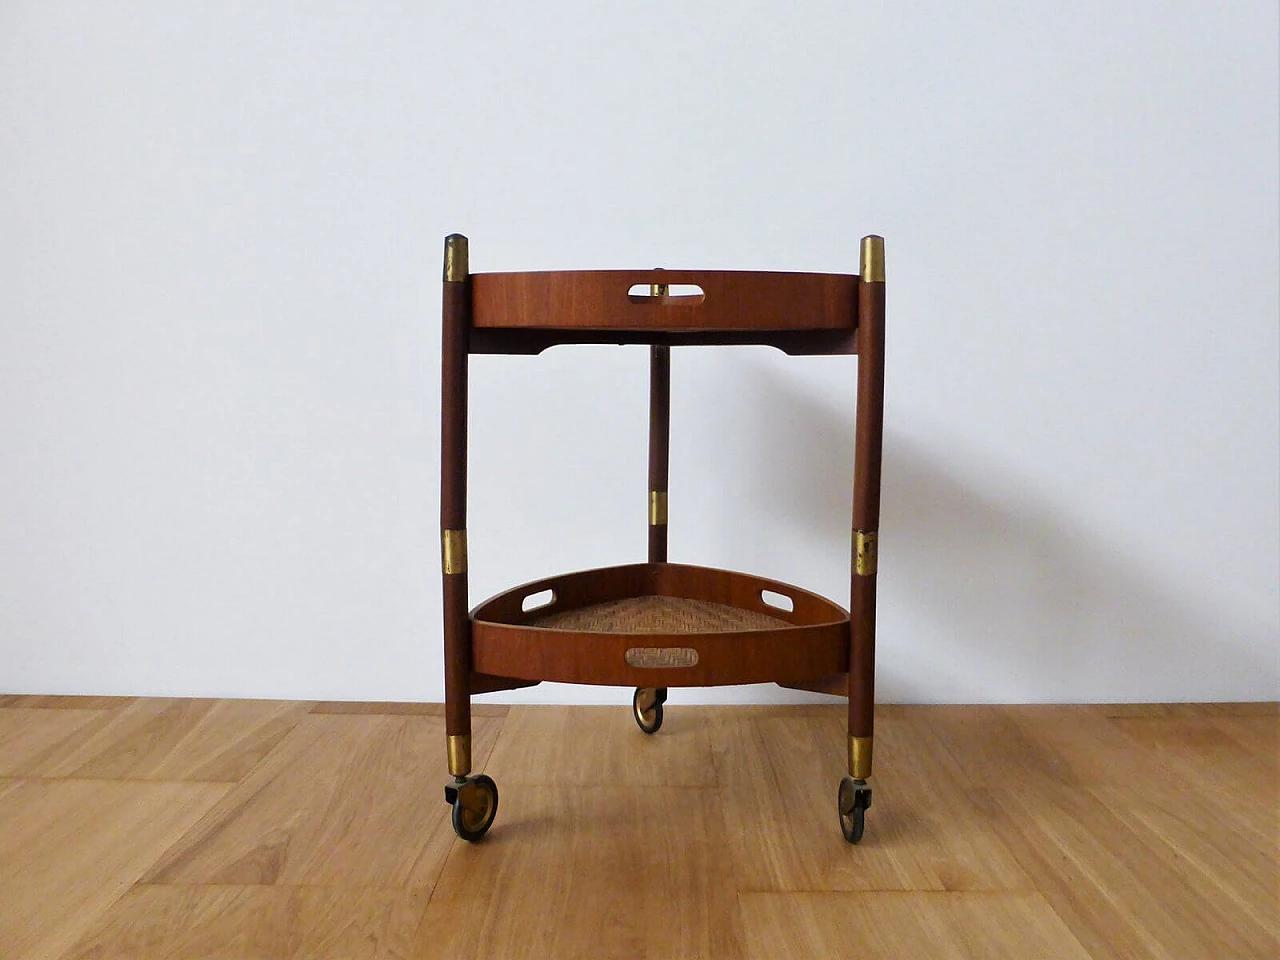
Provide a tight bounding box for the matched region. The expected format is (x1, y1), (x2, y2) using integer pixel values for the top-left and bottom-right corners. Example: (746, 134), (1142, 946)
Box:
(470, 562), (849, 687)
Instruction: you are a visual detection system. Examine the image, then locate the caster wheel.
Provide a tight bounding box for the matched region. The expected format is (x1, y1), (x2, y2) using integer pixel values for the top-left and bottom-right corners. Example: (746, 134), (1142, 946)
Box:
(445, 774), (498, 842)
(838, 776), (872, 844)
(632, 687), (667, 734)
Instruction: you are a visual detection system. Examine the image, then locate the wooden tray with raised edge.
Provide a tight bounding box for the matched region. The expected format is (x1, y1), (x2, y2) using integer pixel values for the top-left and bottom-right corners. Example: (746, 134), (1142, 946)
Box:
(466, 269), (861, 355)
(470, 562), (849, 688)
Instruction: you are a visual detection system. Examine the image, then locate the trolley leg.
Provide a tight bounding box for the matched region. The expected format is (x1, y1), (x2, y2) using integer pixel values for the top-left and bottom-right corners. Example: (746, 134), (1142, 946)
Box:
(440, 233), (497, 841)
(843, 235), (885, 844)
(648, 341), (670, 564)
(634, 337), (671, 733)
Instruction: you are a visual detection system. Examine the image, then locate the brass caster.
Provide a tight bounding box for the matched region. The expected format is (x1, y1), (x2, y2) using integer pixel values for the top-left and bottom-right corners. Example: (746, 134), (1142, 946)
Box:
(838, 776), (872, 844)
(632, 687), (667, 734)
(445, 774), (499, 842)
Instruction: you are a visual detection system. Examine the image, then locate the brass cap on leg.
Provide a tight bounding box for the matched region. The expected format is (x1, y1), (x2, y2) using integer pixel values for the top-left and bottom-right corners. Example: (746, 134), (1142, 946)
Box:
(849, 735), (873, 780)
(444, 234), (469, 282)
(447, 733), (472, 777)
(860, 235), (885, 283)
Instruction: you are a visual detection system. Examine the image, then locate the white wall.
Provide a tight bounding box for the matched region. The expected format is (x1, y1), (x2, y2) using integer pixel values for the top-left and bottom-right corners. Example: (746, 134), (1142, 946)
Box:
(1, 1), (1276, 704)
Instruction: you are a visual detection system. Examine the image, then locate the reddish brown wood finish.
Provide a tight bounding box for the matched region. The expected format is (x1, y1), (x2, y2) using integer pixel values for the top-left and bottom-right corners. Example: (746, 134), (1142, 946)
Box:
(469, 673), (541, 695)
(648, 345), (670, 562)
(441, 240), (471, 746)
(473, 564), (656, 626)
(850, 266), (886, 744)
(650, 563), (847, 624)
(468, 327), (858, 356)
(470, 563), (850, 688)
(779, 673), (850, 697)
(471, 270), (857, 334)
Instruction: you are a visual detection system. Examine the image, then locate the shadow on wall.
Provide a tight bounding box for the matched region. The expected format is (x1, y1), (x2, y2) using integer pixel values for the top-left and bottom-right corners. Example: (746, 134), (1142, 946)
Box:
(737, 364), (1273, 703)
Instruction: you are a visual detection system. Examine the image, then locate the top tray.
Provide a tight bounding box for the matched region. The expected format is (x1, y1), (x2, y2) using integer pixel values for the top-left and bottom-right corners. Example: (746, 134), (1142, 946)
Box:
(467, 270), (861, 355)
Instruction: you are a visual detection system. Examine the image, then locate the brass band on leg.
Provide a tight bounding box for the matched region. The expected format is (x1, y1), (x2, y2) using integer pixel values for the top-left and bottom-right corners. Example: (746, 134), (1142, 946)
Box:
(442, 529), (467, 575)
(447, 734), (472, 777)
(854, 530), (877, 576)
(849, 735), (873, 780)
(649, 491), (668, 526)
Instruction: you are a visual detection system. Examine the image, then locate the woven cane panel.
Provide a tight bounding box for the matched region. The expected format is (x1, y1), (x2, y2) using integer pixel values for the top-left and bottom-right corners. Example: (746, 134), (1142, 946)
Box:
(531, 595), (789, 634)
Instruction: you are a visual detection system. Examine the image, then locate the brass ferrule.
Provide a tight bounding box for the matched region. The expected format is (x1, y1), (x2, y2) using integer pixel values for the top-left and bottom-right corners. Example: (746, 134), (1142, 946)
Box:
(649, 490), (668, 526)
(855, 530), (878, 577)
(444, 234), (469, 282)
(447, 733), (472, 777)
(860, 235), (885, 283)
(442, 529), (468, 575)
(850, 735), (873, 780)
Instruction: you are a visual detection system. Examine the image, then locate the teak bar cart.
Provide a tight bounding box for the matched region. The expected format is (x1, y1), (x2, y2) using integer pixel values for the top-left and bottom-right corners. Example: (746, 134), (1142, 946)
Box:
(439, 234), (886, 844)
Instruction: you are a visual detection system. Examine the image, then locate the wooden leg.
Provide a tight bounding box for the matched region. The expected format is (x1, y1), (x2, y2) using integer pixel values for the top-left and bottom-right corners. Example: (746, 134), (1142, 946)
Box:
(638, 340), (671, 728)
(443, 573), (471, 777)
(850, 235), (885, 781)
(442, 234), (472, 778)
(849, 577), (876, 778)
(648, 343), (670, 563)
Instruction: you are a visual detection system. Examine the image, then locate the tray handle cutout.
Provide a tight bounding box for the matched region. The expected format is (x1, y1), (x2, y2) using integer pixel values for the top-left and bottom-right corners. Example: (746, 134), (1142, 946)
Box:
(627, 283), (705, 305)
(521, 588), (556, 613)
(760, 589), (794, 613)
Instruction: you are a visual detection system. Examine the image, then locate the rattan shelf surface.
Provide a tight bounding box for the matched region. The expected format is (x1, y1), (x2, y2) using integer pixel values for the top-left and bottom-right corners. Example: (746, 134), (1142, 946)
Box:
(531, 595), (790, 634)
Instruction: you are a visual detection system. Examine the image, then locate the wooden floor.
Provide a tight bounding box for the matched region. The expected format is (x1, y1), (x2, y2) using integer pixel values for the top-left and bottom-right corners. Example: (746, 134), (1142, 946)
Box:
(0, 698), (1274, 959)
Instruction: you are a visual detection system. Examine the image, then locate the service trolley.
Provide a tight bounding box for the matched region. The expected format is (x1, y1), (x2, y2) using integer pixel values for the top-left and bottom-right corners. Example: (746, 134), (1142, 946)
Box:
(438, 234), (886, 844)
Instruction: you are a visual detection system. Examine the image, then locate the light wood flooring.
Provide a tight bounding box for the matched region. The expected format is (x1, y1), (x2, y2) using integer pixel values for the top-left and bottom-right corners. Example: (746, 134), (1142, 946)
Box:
(0, 697), (1274, 959)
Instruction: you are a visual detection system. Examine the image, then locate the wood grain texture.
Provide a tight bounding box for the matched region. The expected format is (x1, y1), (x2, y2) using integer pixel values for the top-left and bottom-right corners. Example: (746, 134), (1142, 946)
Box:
(0, 695), (136, 709)
(15, 698), (310, 782)
(470, 269), (858, 333)
(1090, 784), (1278, 937)
(979, 784), (1279, 960)
(738, 892), (1091, 960)
(1096, 701), (1280, 717)
(140, 713), (502, 887)
(925, 706), (1279, 843)
(1105, 713), (1280, 841)
(1106, 713), (1278, 804)
(310, 701), (508, 717)
(648, 343), (670, 562)
(472, 562), (847, 628)
(0, 707), (107, 775)
(64, 886), (430, 960)
(412, 784), (743, 960)
(0, 779), (227, 960)
(1214, 714), (1280, 763)
(918, 704), (1163, 791)
(483, 705), (716, 787)
(473, 619), (848, 688)
(0, 699), (1274, 959)
(850, 271), (885, 741)
(708, 705), (1031, 892)
(468, 325), (861, 355)
(441, 269), (472, 739)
